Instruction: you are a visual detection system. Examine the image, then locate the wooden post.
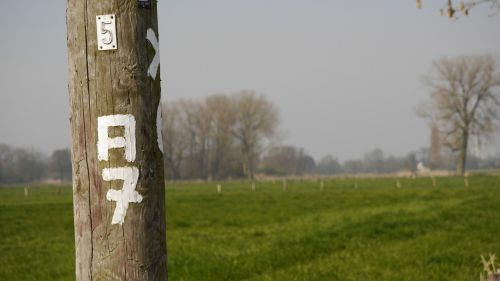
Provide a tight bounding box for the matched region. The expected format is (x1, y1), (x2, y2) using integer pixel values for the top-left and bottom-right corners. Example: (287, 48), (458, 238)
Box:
(66, 1), (167, 280)
(396, 179), (402, 189)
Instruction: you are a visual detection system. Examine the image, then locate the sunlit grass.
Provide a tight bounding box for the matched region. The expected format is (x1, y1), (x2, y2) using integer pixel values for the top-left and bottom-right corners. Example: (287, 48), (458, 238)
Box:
(0, 175), (499, 280)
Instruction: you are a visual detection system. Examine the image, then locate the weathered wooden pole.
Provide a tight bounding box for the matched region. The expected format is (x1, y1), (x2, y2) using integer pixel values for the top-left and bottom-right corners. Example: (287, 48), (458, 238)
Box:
(66, 0), (167, 280)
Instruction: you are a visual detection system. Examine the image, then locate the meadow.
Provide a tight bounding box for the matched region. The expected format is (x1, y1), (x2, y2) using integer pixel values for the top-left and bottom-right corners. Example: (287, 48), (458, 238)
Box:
(1, 175), (499, 281)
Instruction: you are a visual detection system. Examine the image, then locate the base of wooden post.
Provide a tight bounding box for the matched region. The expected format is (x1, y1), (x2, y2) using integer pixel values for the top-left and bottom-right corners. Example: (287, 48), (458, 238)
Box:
(488, 273), (500, 281)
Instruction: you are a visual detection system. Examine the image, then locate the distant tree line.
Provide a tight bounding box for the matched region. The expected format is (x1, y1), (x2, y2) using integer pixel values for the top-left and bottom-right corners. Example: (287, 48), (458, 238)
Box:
(257, 145), (500, 177)
(1, 140), (498, 184)
(2, 78), (500, 184)
(0, 144), (71, 184)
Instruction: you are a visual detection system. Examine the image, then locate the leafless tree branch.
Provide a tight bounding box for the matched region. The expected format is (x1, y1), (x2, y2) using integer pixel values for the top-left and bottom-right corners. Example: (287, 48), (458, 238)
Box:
(416, 0), (500, 18)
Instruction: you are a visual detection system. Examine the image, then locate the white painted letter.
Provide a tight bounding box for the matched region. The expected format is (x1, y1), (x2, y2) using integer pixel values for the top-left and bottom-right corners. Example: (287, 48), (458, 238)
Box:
(97, 114), (136, 162)
(103, 167), (142, 225)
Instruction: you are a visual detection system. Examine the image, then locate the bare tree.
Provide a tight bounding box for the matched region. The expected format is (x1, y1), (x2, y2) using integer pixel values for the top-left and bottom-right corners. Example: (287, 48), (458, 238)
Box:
(419, 55), (500, 175)
(0, 144), (46, 184)
(364, 148), (385, 173)
(260, 145), (315, 176)
(162, 101), (190, 181)
(48, 148), (72, 182)
(161, 92), (280, 180)
(231, 91), (279, 179)
(316, 155), (343, 175)
(174, 99), (212, 180)
(205, 94), (236, 179)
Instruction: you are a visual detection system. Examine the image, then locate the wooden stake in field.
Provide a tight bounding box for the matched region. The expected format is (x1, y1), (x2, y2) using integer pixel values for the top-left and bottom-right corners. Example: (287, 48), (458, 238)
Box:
(396, 179), (402, 189)
(66, 1), (167, 280)
(217, 184), (222, 193)
(251, 181), (256, 192)
(24, 186), (28, 198)
(464, 175), (469, 187)
(283, 179), (287, 192)
(431, 175), (437, 187)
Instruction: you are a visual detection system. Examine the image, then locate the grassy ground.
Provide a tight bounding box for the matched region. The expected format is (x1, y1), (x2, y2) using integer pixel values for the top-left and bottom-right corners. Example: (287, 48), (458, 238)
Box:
(0, 175), (499, 281)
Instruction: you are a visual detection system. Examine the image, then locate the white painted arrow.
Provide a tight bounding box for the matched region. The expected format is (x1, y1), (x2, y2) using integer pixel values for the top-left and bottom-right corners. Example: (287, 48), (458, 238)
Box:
(146, 28), (160, 79)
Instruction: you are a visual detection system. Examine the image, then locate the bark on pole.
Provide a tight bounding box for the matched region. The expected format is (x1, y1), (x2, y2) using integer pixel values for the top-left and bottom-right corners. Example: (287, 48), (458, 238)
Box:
(66, 0), (167, 280)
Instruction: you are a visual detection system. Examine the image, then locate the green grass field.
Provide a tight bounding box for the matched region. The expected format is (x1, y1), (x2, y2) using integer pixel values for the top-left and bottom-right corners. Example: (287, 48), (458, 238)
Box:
(1, 175), (499, 281)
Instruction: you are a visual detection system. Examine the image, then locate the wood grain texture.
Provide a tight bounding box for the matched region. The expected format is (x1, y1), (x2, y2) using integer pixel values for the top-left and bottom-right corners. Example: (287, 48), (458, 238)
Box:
(66, 0), (167, 280)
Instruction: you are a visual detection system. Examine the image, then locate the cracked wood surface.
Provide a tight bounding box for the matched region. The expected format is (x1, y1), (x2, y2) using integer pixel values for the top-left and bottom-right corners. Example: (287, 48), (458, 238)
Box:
(67, 0), (167, 280)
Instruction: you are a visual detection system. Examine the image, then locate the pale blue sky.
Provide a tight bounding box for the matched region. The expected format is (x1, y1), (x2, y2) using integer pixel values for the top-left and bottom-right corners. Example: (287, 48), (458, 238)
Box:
(0, 1), (499, 160)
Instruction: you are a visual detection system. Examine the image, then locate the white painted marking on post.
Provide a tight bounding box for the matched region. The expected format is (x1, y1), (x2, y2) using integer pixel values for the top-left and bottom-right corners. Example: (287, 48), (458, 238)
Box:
(97, 114), (136, 162)
(146, 28), (160, 79)
(103, 167), (142, 225)
(157, 101), (164, 153)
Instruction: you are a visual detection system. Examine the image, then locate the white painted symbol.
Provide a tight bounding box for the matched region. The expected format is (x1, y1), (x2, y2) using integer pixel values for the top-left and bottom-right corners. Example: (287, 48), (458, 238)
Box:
(146, 28), (160, 79)
(97, 114), (136, 162)
(103, 167), (142, 225)
(96, 15), (117, 51)
(156, 101), (164, 153)
(97, 114), (142, 225)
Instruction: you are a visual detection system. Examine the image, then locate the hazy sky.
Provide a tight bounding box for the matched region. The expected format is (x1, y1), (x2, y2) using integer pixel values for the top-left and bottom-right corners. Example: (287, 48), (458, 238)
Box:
(0, 1), (499, 161)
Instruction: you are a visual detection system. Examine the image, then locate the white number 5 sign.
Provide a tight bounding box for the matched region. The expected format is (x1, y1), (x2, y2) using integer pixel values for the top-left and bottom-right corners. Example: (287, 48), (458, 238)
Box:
(96, 14), (117, 51)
